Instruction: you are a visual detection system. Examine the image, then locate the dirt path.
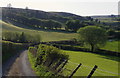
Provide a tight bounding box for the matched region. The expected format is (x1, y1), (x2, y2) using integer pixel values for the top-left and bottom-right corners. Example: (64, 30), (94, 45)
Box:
(3, 50), (36, 76)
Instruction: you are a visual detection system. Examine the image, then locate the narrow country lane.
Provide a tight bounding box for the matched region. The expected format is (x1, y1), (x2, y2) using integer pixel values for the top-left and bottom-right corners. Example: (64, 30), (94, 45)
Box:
(3, 50), (36, 76)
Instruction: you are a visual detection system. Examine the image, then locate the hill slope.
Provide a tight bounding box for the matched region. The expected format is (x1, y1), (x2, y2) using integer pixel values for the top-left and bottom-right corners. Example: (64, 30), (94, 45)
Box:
(1, 20), (77, 42)
(2, 7), (88, 23)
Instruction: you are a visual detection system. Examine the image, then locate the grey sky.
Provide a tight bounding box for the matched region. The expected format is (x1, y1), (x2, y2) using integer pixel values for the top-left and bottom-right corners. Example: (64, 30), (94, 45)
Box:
(0, 0), (119, 16)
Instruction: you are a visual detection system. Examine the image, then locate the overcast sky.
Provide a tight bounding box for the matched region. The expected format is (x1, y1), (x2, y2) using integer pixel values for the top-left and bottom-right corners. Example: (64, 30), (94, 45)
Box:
(0, 0), (119, 16)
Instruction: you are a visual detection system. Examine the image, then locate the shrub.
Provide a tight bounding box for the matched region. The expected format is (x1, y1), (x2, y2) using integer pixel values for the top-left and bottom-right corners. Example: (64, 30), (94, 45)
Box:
(28, 44), (69, 77)
(29, 44), (69, 67)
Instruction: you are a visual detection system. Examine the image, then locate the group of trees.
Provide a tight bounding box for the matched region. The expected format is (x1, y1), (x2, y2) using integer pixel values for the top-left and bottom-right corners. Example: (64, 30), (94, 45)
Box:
(2, 31), (41, 43)
(65, 20), (85, 31)
(3, 13), (62, 30)
(65, 19), (101, 32)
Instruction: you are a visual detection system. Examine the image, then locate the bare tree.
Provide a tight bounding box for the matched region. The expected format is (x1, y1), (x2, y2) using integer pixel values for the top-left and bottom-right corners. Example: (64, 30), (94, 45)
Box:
(7, 3), (12, 8)
(25, 6), (28, 10)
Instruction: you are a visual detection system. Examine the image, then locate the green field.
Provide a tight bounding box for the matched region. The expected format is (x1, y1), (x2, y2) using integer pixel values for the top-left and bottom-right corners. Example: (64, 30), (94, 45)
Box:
(63, 50), (119, 76)
(101, 41), (119, 52)
(1, 20), (77, 42)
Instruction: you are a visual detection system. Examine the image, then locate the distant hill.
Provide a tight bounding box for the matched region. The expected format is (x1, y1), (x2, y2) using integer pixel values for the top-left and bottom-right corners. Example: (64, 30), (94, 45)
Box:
(49, 12), (86, 20)
(91, 15), (119, 23)
(91, 15), (119, 20)
(1, 7), (88, 23)
(91, 15), (118, 19)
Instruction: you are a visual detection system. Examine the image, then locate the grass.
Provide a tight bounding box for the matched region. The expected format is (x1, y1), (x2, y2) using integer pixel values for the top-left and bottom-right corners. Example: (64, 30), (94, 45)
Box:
(101, 41), (119, 52)
(1, 20), (77, 42)
(62, 50), (119, 76)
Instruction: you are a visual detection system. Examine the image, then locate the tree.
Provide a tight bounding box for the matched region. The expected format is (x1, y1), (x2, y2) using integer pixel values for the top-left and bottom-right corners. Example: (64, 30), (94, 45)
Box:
(7, 3), (12, 8)
(86, 16), (93, 21)
(25, 6), (28, 10)
(66, 20), (85, 32)
(95, 19), (99, 22)
(77, 26), (107, 52)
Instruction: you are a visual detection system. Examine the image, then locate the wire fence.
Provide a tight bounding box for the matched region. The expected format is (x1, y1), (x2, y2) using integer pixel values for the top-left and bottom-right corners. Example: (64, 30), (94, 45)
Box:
(65, 60), (119, 76)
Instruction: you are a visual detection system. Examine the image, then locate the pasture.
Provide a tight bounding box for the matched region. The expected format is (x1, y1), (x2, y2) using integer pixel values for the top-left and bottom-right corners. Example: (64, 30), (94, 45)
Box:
(63, 50), (119, 76)
(1, 20), (77, 42)
(101, 41), (119, 52)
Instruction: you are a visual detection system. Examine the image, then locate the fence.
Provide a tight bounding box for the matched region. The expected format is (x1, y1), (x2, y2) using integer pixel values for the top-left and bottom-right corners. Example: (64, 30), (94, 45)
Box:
(63, 60), (119, 77)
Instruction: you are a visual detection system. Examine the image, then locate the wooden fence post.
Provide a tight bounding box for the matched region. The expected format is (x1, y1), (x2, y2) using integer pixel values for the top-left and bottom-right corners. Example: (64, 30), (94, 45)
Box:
(53, 59), (63, 70)
(57, 60), (68, 73)
(87, 65), (98, 78)
(69, 63), (82, 78)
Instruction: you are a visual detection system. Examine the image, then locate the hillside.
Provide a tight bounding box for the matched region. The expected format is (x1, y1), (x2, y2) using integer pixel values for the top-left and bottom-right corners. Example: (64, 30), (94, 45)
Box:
(1, 7), (91, 32)
(1, 20), (77, 42)
(2, 7), (88, 23)
(49, 12), (87, 20)
(2, 7), (119, 30)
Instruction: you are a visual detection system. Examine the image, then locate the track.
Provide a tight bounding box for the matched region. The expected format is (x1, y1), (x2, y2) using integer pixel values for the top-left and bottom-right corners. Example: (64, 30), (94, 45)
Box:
(3, 50), (36, 76)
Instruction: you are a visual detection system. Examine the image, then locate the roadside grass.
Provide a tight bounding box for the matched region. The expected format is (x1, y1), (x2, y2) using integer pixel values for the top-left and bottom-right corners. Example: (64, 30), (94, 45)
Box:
(1, 20), (77, 42)
(101, 41), (119, 52)
(63, 50), (119, 76)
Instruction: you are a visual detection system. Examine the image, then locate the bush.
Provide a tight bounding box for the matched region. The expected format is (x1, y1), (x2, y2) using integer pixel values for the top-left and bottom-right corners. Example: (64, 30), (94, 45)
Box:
(28, 44), (69, 78)
(28, 44), (69, 77)
(29, 44), (69, 67)
(28, 51), (58, 77)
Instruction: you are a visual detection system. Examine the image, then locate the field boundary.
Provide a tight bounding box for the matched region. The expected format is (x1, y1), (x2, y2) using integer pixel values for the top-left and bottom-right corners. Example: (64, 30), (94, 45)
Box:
(68, 60), (119, 76)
